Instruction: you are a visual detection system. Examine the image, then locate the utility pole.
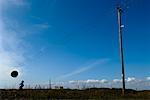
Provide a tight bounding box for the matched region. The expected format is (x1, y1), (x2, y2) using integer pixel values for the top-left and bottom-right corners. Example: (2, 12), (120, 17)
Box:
(117, 7), (126, 95)
(49, 78), (51, 89)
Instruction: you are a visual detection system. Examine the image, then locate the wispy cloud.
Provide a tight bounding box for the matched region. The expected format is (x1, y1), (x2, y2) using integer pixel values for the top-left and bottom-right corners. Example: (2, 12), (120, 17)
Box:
(30, 16), (43, 21)
(59, 59), (109, 79)
(0, 0), (28, 87)
(146, 77), (150, 81)
(7, 0), (29, 6)
(0, 0), (29, 9)
(33, 23), (51, 29)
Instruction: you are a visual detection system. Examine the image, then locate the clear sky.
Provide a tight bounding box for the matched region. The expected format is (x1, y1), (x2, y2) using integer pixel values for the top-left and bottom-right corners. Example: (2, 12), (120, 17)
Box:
(0, 0), (150, 89)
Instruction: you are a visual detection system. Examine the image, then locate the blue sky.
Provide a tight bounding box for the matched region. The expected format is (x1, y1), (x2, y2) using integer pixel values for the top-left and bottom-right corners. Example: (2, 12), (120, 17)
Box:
(0, 0), (150, 89)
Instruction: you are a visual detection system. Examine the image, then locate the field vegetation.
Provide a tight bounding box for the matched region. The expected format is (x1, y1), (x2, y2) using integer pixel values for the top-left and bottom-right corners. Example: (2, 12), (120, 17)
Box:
(0, 88), (150, 100)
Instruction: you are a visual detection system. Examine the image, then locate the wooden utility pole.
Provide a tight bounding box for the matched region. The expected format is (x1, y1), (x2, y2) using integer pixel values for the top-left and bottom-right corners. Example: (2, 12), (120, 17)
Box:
(117, 7), (125, 95)
(49, 79), (51, 89)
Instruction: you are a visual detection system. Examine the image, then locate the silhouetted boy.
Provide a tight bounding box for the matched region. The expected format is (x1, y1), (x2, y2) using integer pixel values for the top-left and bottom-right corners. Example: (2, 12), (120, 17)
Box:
(19, 80), (24, 90)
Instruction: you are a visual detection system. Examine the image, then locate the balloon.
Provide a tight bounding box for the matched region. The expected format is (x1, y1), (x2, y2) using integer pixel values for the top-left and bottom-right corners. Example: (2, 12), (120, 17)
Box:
(11, 71), (18, 78)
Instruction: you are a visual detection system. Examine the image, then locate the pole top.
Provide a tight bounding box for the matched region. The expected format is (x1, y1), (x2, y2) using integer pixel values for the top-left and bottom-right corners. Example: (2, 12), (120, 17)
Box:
(117, 6), (123, 12)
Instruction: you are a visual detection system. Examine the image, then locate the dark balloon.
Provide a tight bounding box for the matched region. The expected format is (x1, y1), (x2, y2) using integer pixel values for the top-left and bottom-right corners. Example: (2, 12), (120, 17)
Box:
(11, 71), (18, 78)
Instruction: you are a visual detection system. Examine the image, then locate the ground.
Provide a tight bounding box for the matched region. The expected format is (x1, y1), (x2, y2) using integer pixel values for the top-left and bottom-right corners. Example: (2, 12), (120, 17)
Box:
(0, 88), (150, 100)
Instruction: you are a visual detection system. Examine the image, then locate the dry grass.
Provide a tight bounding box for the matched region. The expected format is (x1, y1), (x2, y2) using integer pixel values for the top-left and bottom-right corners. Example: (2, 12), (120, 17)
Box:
(0, 88), (150, 100)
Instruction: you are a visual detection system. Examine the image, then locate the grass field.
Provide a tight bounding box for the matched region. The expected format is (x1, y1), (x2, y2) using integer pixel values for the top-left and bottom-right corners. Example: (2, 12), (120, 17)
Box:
(0, 88), (150, 100)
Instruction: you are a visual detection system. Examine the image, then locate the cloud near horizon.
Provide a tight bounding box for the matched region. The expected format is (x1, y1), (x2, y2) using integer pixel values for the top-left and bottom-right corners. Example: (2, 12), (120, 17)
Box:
(68, 77), (150, 84)
(67, 77), (150, 90)
(146, 77), (150, 81)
